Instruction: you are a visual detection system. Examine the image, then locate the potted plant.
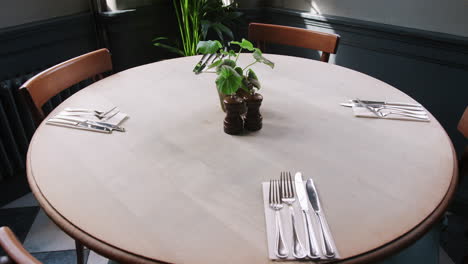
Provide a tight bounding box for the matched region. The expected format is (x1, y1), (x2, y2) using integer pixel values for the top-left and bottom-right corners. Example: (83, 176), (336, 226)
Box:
(152, 0), (241, 56)
(195, 39), (274, 133)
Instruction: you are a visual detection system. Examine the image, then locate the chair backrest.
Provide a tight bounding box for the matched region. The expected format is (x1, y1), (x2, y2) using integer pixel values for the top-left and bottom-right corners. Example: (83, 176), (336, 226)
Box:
(458, 106), (468, 139)
(0, 227), (41, 264)
(248, 23), (340, 62)
(20, 48), (113, 124)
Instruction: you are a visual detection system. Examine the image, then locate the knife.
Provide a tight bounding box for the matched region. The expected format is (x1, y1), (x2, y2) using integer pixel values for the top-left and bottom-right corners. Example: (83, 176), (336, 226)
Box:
(340, 103), (425, 112)
(47, 118), (111, 133)
(306, 178), (336, 258)
(55, 115), (125, 132)
(356, 98), (380, 117)
(350, 99), (422, 107)
(294, 172), (321, 259)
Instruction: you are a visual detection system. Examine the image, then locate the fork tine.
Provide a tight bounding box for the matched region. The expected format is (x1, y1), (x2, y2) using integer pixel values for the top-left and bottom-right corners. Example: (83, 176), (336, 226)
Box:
(276, 179), (282, 202)
(288, 172), (294, 197)
(280, 172), (285, 198)
(273, 180), (279, 204)
(269, 179), (273, 205)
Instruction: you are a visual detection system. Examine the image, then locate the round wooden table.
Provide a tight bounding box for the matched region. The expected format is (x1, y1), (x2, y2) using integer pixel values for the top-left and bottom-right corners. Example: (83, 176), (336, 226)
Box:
(27, 54), (457, 264)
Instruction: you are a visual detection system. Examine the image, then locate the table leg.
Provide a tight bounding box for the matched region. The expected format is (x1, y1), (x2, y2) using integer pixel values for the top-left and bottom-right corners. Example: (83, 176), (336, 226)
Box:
(75, 240), (85, 264)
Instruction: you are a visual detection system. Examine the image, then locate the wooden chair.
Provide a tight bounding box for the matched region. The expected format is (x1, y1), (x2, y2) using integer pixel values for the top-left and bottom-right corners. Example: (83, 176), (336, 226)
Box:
(18, 49), (112, 264)
(248, 22), (340, 62)
(0, 226), (41, 264)
(20, 48), (113, 125)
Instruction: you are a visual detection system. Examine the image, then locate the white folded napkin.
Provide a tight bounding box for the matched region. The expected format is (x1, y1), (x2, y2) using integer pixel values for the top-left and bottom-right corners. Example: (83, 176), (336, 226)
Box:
(262, 182), (340, 261)
(352, 104), (429, 122)
(46, 107), (129, 132)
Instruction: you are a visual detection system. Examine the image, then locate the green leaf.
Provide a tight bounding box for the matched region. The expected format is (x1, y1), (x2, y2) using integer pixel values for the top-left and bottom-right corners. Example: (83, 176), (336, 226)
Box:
(247, 68), (258, 80)
(234, 66), (243, 76)
(152, 36), (168, 42)
(196, 40), (222, 54)
(240, 77), (250, 92)
(211, 23), (234, 40)
(200, 20), (211, 40)
(230, 38), (255, 51)
(216, 59), (236, 72)
(249, 78), (261, 89)
(253, 49), (275, 68)
(221, 49), (237, 57)
(153, 42), (184, 56)
(216, 65), (243, 95)
(207, 59), (223, 69)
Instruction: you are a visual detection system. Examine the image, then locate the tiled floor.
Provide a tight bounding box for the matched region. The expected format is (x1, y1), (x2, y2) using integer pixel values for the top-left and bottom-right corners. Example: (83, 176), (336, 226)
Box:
(0, 193), (111, 264)
(0, 192), (465, 264)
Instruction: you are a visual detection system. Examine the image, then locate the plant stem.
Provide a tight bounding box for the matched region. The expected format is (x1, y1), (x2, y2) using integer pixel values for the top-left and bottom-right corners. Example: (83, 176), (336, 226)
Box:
(235, 48), (243, 63)
(242, 61), (258, 71)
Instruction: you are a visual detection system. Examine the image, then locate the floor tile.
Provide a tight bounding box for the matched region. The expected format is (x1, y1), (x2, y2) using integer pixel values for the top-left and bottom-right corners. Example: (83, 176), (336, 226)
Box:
(439, 247), (455, 264)
(0, 206), (40, 255)
(87, 251), (109, 264)
(2, 192), (39, 209)
(23, 209), (75, 253)
(32, 249), (89, 264)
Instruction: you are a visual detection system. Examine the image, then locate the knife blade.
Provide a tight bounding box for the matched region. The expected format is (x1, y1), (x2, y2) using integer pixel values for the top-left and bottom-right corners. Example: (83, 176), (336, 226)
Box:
(55, 115), (125, 132)
(350, 99), (421, 107)
(340, 102), (425, 112)
(294, 172), (321, 259)
(306, 178), (336, 258)
(47, 118), (111, 133)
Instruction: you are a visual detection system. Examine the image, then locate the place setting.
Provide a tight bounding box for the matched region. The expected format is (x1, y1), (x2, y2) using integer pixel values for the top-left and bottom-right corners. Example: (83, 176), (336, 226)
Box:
(262, 172), (340, 262)
(45, 106), (129, 133)
(341, 98), (429, 122)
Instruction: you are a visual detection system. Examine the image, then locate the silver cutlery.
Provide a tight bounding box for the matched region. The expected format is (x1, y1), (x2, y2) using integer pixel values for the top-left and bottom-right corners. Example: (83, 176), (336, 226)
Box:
(367, 105), (426, 115)
(193, 53), (218, 74)
(55, 115), (125, 132)
(379, 111), (429, 121)
(306, 179), (336, 258)
(350, 99), (422, 107)
(294, 172), (321, 259)
(47, 118), (111, 133)
(280, 172), (306, 259)
(340, 103), (425, 112)
(356, 98), (380, 117)
(355, 99), (429, 120)
(101, 109), (120, 122)
(269, 179), (289, 259)
(64, 106), (116, 119)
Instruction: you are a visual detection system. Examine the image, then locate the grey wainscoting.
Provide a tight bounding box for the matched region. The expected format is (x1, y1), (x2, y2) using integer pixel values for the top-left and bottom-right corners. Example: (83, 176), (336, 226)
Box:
(0, 13), (98, 80)
(256, 8), (468, 156)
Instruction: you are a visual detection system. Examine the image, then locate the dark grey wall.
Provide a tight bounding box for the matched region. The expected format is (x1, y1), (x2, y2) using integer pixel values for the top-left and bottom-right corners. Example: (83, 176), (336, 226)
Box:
(259, 8), (468, 156)
(0, 13), (97, 80)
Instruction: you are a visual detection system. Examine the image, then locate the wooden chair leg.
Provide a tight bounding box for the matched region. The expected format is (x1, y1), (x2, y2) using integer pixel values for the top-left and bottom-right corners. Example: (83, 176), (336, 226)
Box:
(75, 240), (85, 264)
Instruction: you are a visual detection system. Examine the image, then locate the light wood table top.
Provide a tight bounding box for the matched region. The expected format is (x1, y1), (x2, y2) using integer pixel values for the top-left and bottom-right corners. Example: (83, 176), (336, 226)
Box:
(27, 54), (457, 264)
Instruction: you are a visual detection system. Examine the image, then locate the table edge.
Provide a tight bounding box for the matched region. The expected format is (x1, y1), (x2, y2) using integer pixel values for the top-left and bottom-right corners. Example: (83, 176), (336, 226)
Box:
(26, 141), (458, 264)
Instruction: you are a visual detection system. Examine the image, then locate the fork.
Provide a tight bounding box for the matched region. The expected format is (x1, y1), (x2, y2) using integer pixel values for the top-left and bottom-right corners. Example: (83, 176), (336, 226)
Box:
(64, 106), (116, 119)
(281, 172), (306, 259)
(269, 179), (288, 258)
